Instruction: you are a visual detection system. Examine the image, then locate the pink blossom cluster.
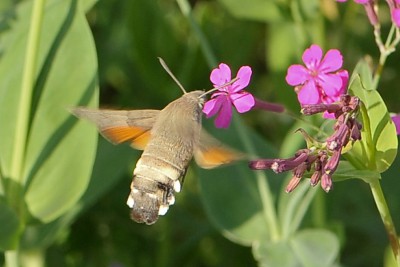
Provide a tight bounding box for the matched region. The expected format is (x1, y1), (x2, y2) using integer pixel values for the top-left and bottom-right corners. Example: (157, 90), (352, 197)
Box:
(285, 44), (349, 118)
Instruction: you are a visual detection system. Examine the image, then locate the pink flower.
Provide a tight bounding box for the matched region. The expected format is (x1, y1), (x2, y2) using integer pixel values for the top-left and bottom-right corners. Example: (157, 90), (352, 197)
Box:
(388, 0), (400, 27)
(285, 44), (348, 118)
(391, 114), (400, 135)
(393, 9), (400, 27)
(203, 63), (254, 128)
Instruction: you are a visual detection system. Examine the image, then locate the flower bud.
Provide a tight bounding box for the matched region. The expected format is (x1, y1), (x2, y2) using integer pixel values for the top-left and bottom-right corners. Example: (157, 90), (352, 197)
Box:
(321, 173), (333, 192)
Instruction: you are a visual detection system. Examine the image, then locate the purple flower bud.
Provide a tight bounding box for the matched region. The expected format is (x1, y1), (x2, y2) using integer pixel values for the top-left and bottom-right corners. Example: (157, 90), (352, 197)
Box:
(249, 151), (309, 172)
(327, 122), (350, 151)
(249, 159), (278, 170)
(294, 162), (308, 178)
(310, 170), (322, 187)
(350, 120), (362, 141)
(348, 96), (360, 111)
(272, 152), (309, 173)
(286, 176), (302, 193)
(301, 103), (342, 115)
(324, 149), (342, 174)
(321, 173), (333, 192)
(253, 98), (285, 113)
(361, 1), (379, 26)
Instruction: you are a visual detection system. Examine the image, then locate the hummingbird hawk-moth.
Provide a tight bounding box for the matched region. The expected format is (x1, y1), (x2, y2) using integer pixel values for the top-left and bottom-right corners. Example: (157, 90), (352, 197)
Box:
(72, 59), (241, 225)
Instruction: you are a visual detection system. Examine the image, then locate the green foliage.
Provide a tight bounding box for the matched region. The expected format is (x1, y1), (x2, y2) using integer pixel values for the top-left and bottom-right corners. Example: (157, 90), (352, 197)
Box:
(0, 0), (399, 266)
(0, 0), (98, 250)
(348, 60), (398, 173)
(253, 229), (339, 267)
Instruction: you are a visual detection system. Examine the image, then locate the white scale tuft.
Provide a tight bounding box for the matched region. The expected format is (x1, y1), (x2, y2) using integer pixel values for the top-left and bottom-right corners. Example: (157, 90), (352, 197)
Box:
(158, 205), (169, 215)
(126, 195), (135, 208)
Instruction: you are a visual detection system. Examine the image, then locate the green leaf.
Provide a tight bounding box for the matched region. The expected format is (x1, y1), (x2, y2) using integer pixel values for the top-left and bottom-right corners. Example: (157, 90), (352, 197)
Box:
(332, 161), (381, 183)
(81, 0), (99, 12)
(0, 0), (98, 224)
(278, 181), (318, 238)
(253, 241), (298, 267)
(253, 229), (339, 267)
(290, 229), (339, 267)
(348, 60), (398, 173)
(217, 0), (283, 22)
(0, 197), (20, 250)
(21, 138), (137, 249)
(199, 162), (270, 246)
(198, 116), (279, 246)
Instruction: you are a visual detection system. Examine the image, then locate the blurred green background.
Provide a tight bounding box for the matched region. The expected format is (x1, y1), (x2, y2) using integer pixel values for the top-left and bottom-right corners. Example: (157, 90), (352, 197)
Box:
(1, 0), (400, 266)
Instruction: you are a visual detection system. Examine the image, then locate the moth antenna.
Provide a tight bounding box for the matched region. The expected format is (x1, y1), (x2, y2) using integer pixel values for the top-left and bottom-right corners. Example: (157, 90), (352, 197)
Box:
(158, 57), (187, 94)
(198, 77), (239, 99)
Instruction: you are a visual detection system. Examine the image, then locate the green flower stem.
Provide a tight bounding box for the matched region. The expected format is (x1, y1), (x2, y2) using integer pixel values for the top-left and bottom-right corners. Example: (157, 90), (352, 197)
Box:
(10, 0), (46, 183)
(369, 179), (400, 267)
(373, 25), (400, 89)
(176, 0), (280, 240)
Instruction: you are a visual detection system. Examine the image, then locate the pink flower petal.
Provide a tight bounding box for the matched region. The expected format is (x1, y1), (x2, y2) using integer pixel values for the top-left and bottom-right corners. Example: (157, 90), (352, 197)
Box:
(302, 45), (323, 70)
(297, 82), (321, 105)
(323, 111), (336, 119)
(319, 49), (343, 72)
(203, 97), (223, 117)
(210, 63), (231, 86)
(214, 100), (233, 128)
(286, 65), (309, 86)
(337, 70), (349, 95)
(318, 73), (343, 96)
(392, 9), (400, 27)
(231, 92), (255, 113)
(231, 66), (252, 93)
(391, 114), (400, 135)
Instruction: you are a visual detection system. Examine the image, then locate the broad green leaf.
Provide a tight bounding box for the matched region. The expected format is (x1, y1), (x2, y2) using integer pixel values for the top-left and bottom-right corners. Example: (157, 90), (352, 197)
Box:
(348, 60), (398, 173)
(253, 229), (339, 267)
(199, 162), (270, 246)
(21, 138), (137, 249)
(217, 0), (283, 22)
(0, 197), (20, 250)
(332, 161), (381, 183)
(253, 241), (298, 267)
(290, 229), (339, 267)
(278, 181), (318, 238)
(198, 116), (279, 246)
(81, 0), (98, 12)
(0, 0), (98, 224)
(350, 57), (373, 90)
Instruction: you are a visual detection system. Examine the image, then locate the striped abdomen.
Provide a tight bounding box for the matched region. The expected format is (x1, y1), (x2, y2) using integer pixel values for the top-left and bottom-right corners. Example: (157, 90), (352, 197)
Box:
(126, 141), (194, 224)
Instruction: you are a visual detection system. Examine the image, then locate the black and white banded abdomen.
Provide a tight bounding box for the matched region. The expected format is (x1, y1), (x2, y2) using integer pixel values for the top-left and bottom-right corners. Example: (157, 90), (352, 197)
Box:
(126, 151), (190, 225)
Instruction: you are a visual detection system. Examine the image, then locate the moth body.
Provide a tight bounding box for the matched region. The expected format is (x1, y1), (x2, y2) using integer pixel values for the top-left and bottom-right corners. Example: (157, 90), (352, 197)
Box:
(128, 91), (204, 224)
(71, 89), (240, 225)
